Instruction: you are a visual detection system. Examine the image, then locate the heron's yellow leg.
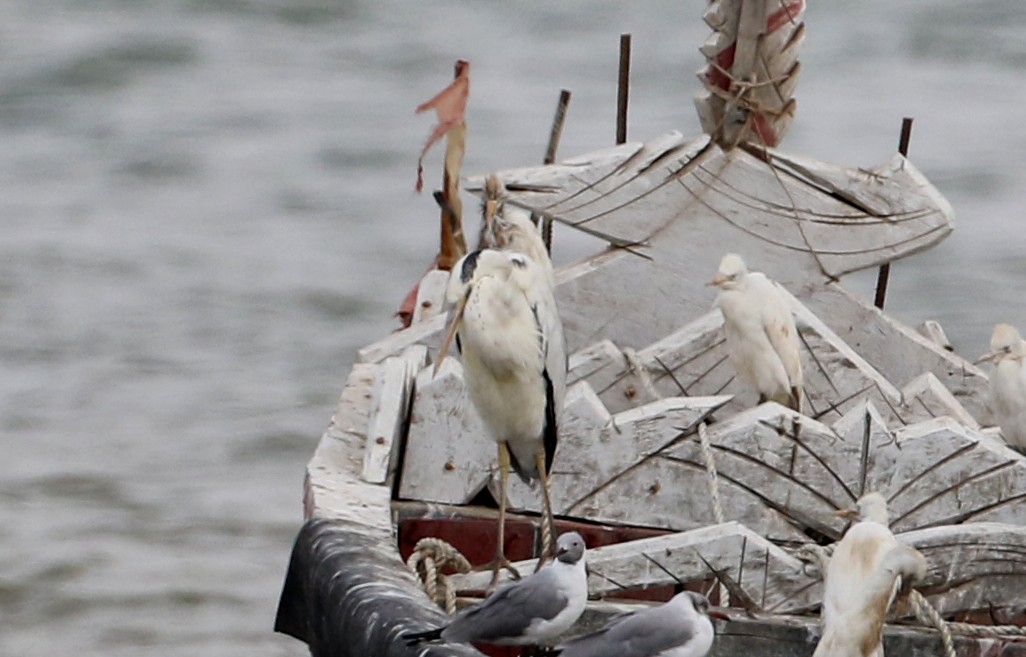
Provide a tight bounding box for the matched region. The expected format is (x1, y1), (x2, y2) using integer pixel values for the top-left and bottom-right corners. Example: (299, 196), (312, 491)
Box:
(534, 448), (556, 572)
(482, 441), (520, 591)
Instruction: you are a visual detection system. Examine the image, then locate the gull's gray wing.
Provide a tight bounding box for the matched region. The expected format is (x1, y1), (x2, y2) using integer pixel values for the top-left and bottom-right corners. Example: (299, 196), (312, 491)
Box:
(443, 568), (569, 643)
(558, 603), (696, 657)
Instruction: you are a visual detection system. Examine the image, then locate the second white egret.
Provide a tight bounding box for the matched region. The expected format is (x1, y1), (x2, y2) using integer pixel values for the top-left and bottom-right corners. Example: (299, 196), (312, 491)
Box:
(709, 253), (803, 412)
(977, 323), (1026, 453)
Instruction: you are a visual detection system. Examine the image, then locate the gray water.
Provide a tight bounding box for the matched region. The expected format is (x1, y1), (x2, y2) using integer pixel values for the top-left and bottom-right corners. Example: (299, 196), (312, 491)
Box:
(2, 1), (1025, 656)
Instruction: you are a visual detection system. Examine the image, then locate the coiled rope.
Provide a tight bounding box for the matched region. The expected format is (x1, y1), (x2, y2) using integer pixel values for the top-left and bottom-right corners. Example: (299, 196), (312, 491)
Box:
(406, 537), (472, 615)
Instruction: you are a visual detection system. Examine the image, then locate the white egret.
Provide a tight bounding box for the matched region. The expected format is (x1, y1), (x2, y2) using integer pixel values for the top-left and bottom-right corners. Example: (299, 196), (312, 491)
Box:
(436, 248), (567, 586)
(403, 532), (587, 647)
(815, 493), (927, 657)
(554, 591), (727, 657)
(708, 253), (803, 412)
(976, 323), (1026, 453)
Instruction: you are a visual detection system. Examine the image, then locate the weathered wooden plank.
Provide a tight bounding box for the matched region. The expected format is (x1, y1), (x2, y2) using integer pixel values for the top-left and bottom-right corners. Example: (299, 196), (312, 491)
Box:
(398, 358), (494, 505)
(804, 284), (990, 421)
(771, 151), (956, 222)
(410, 269), (449, 325)
(898, 372), (980, 430)
(917, 319), (953, 352)
(562, 400), (1026, 548)
(489, 132), (952, 288)
(505, 391), (732, 514)
(567, 339), (625, 390)
(361, 346), (428, 486)
(884, 418), (1026, 531)
(452, 522), (821, 615)
(357, 311), (445, 364)
(567, 404), (822, 543)
(464, 140), (652, 221)
(306, 363), (394, 532)
(903, 523), (1026, 620)
(518, 137), (715, 248)
(581, 523), (820, 614)
(831, 401), (896, 501)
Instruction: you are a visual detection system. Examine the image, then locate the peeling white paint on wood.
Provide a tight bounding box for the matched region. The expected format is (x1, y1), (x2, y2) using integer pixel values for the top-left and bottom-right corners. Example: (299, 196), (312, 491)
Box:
(361, 346), (429, 486)
(411, 270), (450, 325)
(505, 391), (731, 514)
(398, 358), (494, 505)
(902, 523), (1026, 620)
(305, 363), (393, 537)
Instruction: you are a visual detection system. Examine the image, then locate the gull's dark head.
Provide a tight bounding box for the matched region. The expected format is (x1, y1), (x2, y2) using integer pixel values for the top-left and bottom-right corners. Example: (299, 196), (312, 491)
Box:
(555, 532), (586, 564)
(683, 591), (729, 621)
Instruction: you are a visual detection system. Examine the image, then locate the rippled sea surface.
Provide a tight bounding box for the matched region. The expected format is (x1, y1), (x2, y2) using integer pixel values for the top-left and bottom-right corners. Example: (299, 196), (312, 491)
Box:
(3, 1), (1025, 655)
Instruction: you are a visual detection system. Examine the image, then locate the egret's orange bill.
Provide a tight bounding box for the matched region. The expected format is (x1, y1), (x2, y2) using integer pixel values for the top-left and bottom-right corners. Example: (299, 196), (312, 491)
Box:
(834, 507), (859, 520)
(975, 351), (998, 365)
(433, 293), (468, 377)
(707, 274), (726, 287)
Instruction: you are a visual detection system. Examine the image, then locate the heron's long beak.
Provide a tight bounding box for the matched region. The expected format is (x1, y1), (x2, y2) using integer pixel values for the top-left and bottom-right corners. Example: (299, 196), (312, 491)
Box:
(706, 274), (726, 287)
(975, 351), (999, 365)
(708, 608), (731, 621)
(834, 507), (859, 520)
(433, 293), (468, 377)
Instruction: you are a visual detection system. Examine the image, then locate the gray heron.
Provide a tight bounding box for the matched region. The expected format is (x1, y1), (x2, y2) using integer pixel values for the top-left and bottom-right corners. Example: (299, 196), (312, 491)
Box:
(436, 247), (567, 586)
(708, 253), (803, 412)
(403, 532), (587, 647)
(977, 323), (1026, 453)
(478, 175), (554, 287)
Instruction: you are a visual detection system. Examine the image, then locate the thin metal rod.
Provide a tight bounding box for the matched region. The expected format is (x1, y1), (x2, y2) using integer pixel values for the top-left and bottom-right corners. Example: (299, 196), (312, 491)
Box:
(874, 117), (914, 310)
(616, 33), (631, 145)
(544, 89), (571, 165)
(539, 89), (572, 253)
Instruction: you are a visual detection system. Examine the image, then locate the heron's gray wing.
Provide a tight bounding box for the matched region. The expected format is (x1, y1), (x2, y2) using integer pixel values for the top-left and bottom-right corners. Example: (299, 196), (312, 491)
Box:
(529, 280), (567, 474)
(444, 568), (569, 643)
(558, 604), (696, 657)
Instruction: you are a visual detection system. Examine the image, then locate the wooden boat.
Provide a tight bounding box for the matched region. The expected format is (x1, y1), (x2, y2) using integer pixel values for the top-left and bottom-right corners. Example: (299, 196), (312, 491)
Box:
(275, 2), (1026, 656)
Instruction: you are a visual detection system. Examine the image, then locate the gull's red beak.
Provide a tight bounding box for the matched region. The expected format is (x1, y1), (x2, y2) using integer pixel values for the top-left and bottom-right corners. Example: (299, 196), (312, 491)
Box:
(708, 608), (730, 621)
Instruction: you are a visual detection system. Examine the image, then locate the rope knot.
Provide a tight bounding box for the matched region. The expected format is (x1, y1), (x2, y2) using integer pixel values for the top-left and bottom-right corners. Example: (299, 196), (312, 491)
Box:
(407, 537), (472, 615)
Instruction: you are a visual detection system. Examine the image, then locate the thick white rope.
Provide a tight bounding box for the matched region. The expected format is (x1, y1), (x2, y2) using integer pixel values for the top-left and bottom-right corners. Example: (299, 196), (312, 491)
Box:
(910, 590), (957, 657)
(406, 537), (472, 615)
(697, 421), (728, 605)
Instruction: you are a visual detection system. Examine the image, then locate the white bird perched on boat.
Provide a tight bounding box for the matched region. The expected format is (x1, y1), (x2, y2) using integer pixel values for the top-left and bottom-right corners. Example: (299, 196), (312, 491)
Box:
(436, 247), (568, 586)
(815, 493), (927, 657)
(553, 591), (727, 657)
(976, 323), (1026, 454)
(402, 532), (587, 647)
(708, 253), (803, 412)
